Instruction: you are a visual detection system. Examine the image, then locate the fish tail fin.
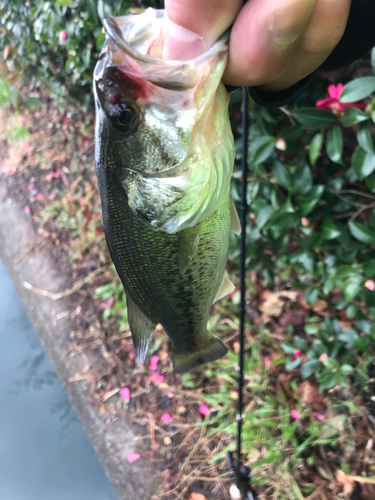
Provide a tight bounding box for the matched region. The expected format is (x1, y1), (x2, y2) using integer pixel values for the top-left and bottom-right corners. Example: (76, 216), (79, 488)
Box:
(172, 333), (228, 374)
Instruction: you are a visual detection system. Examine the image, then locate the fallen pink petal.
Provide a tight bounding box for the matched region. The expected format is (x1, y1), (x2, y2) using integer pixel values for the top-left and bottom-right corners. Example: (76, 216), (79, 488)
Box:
(290, 409), (301, 420)
(147, 372), (165, 385)
(365, 279), (375, 291)
(53, 171), (60, 178)
(319, 353), (328, 362)
(24, 205), (30, 213)
(27, 183), (35, 191)
(160, 413), (173, 423)
(36, 193), (44, 201)
(198, 405), (210, 416)
(20, 118), (26, 126)
(127, 453), (140, 463)
(120, 387), (130, 402)
(294, 350), (302, 357)
(24, 142), (31, 149)
(149, 355), (159, 371)
(84, 140), (90, 147)
(30, 157), (36, 165)
(313, 412), (324, 421)
(49, 193), (57, 200)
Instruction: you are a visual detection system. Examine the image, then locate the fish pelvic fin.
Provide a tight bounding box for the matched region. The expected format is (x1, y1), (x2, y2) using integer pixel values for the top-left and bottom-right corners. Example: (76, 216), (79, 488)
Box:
(172, 333), (228, 374)
(230, 196), (241, 235)
(178, 223), (202, 275)
(126, 294), (156, 364)
(213, 270), (235, 303)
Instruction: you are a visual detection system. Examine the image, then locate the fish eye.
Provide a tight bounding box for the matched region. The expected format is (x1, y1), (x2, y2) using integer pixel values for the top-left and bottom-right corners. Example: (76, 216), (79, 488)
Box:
(109, 103), (138, 134)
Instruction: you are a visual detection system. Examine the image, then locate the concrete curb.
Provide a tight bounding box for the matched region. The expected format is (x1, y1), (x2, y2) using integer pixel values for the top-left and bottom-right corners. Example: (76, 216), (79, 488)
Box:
(0, 179), (161, 500)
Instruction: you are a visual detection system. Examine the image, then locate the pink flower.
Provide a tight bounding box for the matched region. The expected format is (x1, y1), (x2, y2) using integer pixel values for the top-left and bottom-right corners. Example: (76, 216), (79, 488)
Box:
(27, 183), (35, 191)
(198, 405), (210, 416)
(53, 171), (60, 178)
(147, 372), (165, 384)
(36, 193), (44, 201)
(24, 205), (30, 213)
(360, 332), (366, 337)
(319, 353), (328, 362)
(301, 217), (309, 226)
(59, 31), (68, 41)
(313, 412), (324, 421)
(365, 280), (375, 291)
(120, 387), (130, 402)
(49, 193), (57, 200)
(160, 413), (173, 423)
(84, 140), (90, 147)
(20, 118), (26, 126)
(149, 355), (159, 371)
(290, 409), (301, 420)
(316, 83), (367, 114)
(127, 453), (140, 463)
(294, 350), (302, 357)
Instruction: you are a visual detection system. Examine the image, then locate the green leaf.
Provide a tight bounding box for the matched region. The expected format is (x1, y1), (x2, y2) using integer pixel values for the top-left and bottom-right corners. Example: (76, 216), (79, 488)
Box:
(271, 212), (299, 230)
(292, 164), (313, 195)
(365, 171), (375, 192)
(357, 121), (375, 154)
(272, 162), (291, 189)
(309, 132), (324, 165)
(344, 277), (363, 301)
(248, 136), (275, 165)
(349, 220), (375, 244)
(280, 124), (303, 142)
(342, 107), (369, 127)
(372, 47), (375, 74)
(293, 107), (337, 128)
(301, 358), (319, 378)
(306, 287), (319, 306)
(326, 126), (343, 165)
(57, 0), (74, 5)
(321, 218), (341, 240)
(352, 146), (375, 180)
(285, 358), (302, 370)
(257, 205), (276, 229)
(296, 185), (325, 216)
(25, 97), (41, 109)
(340, 76), (375, 103)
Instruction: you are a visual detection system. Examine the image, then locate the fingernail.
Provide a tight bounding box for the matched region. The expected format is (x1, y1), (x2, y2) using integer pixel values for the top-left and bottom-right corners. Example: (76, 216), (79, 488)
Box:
(163, 20), (206, 60)
(269, 0), (315, 46)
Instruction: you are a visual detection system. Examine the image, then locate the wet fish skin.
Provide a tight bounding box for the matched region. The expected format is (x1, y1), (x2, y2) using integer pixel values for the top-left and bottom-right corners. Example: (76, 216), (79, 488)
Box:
(94, 9), (237, 373)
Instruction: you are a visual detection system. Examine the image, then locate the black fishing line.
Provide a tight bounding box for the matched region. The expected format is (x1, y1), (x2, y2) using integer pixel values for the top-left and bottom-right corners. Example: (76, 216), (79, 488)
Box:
(236, 86), (249, 487)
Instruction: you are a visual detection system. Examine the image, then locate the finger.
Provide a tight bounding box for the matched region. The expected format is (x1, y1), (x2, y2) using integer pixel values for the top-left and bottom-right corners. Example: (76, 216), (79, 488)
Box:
(223, 0), (318, 87)
(163, 0), (243, 60)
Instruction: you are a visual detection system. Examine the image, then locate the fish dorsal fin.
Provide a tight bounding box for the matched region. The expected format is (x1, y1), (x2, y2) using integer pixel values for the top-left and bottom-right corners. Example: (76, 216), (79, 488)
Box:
(230, 196), (241, 235)
(213, 270), (235, 303)
(178, 223), (202, 275)
(126, 294), (156, 364)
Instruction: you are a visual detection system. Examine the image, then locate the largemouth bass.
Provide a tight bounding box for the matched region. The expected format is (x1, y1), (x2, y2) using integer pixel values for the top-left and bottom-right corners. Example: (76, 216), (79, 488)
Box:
(94, 8), (239, 374)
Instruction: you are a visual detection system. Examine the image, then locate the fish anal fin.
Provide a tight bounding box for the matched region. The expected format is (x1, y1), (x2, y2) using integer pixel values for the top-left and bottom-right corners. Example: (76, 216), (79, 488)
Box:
(178, 224), (202, 275)
(172, 333), (228, 374)
(230, 196), (241, 235)
(213, 270), (235, 303)
(126, 294), (156, 364)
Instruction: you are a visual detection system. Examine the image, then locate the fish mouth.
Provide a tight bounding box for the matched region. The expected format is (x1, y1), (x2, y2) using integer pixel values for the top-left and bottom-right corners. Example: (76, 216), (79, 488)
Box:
(102, 10), (229, 91)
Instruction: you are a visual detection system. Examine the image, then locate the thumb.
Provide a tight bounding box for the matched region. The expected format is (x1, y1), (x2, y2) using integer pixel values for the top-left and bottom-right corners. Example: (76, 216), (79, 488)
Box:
(162, 0), (242, 60)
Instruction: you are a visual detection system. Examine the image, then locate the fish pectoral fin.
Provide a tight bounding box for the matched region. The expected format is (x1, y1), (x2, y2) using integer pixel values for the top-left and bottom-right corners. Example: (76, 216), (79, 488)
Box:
(213, 270), (235, 303)
(121, 170), (185, 229)
(230, 196), (241, 235)
(126, 294), (156, 364)
(172, 333), (228, 374)
(178, 223), (202, 275)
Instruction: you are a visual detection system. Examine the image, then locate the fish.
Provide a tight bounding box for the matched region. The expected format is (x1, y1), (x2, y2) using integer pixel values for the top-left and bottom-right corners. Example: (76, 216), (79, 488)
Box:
(94, 8), (240, 374)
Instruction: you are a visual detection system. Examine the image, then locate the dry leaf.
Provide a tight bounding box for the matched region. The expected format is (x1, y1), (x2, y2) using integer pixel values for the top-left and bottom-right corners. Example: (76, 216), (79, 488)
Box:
(0, 147), (24, 173)
(259, 290), (298, 317)
(296, 381), (325, 410)
(279, 309), (307, 327)
(336, 469), (355, 497)
(189, 494), (207, 500)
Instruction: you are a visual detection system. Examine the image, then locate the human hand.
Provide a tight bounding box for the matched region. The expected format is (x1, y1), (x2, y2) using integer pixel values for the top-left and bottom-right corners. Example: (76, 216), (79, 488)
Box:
(163, 0), (351, 92)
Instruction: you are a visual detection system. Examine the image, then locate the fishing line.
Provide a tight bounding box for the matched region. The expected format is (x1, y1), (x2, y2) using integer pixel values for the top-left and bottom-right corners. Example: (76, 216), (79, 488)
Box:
(227, 87), (257, 500)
